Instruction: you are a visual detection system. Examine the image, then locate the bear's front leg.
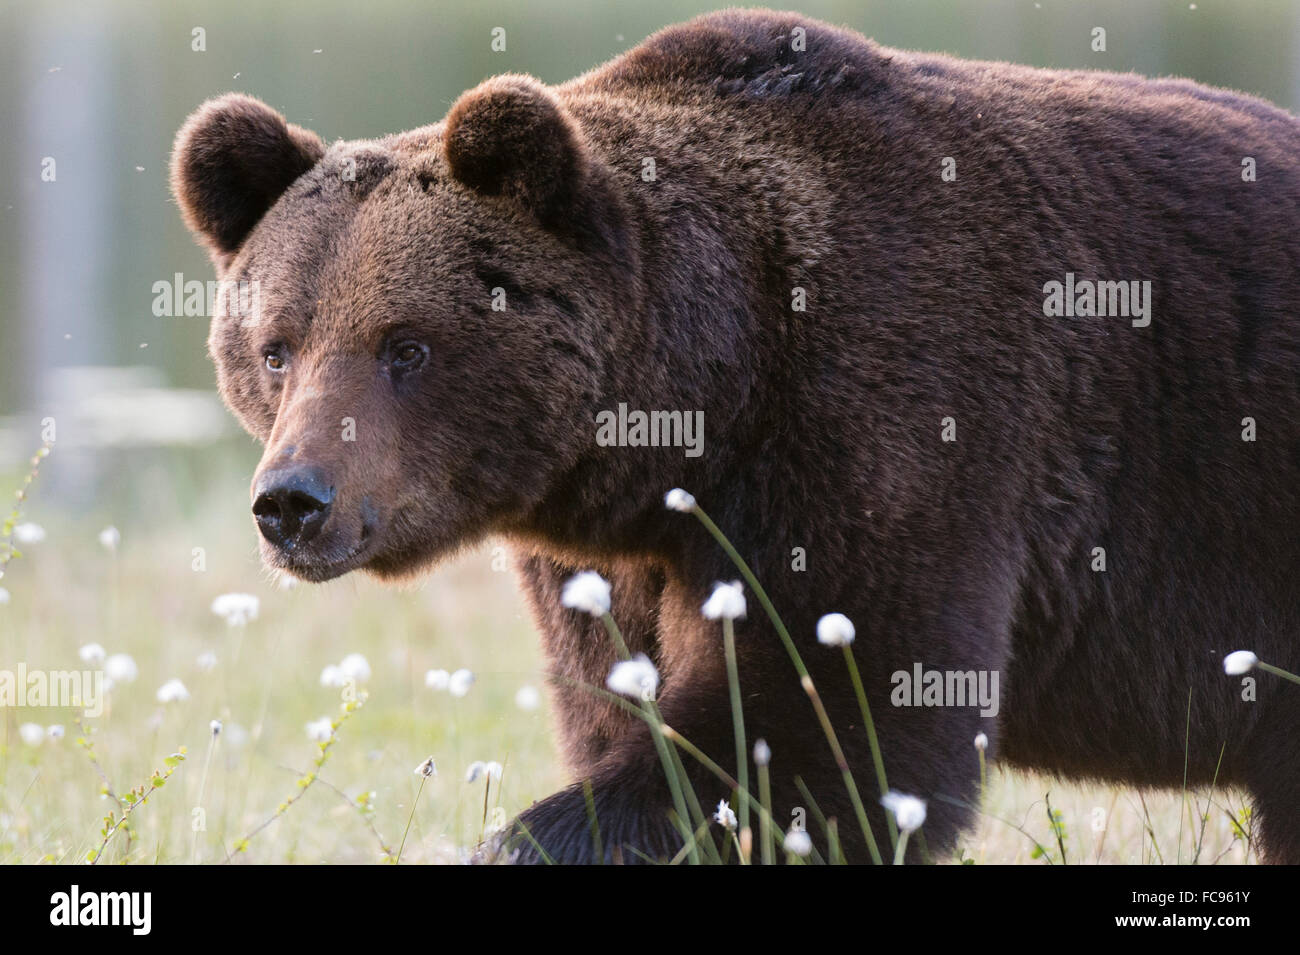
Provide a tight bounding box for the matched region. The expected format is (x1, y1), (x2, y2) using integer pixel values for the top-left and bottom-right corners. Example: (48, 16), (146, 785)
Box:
(513, 552), (666, 778)
(505, 675), (732, 864)
(506, 540), (1017, 864)
(506, 757), (689, 864)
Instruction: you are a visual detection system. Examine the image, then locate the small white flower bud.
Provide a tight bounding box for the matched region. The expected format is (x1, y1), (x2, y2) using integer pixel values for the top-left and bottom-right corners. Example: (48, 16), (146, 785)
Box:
(19, 723), (44, 747)
(79, 642), (106, 665)
(339, 653), (371, 682)
(714, 799), (737, 831)
(448, 668), (475, 697)
(607, 654), (659, 699)
(881, 791), (927, 833)
(156, 678), (190, 703)
(1223, 651), (1258, 676)
(816, 613), (856, 647)
(561, 571), (612, 617)
(664, 488), (697, 512)
(210, 592), (259, 626)
(702, 581), (746, 621)
(515, 685), (540, 710)
(783, 829), (813, 857)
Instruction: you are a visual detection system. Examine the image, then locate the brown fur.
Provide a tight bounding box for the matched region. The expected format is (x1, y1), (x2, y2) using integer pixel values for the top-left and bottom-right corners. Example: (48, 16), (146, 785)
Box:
(172, 9), (1300, 863)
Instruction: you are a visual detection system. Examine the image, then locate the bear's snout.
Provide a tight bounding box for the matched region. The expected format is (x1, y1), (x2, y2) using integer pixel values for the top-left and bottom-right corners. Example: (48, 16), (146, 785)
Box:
(252, 465), (334, 551)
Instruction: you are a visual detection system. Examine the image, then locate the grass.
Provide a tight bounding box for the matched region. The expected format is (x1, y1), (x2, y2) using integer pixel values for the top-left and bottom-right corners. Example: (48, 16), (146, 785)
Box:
(0, 444), (1260, 864)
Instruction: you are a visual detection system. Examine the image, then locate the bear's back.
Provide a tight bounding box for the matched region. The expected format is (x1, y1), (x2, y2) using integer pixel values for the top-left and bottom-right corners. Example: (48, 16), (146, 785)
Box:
(571, 8), (887, 102)
(572, 7), (1300, 144)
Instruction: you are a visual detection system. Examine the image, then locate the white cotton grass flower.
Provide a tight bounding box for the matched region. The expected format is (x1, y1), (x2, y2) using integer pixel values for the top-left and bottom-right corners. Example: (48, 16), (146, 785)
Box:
(104, 653), (138, 684)
(607, 654), (659, 700)
(415, 756), (437, 778)
(783, 829), (813, 857)
(79, 642), (106, 665)
(1224, 651), (1258, 676)
(664, 488), (696, 513)
(974, 732), (989, 752)
(702, 581), (746, 621)
(560, 571), (612, 617)
(98, 526), (120, 552)
(0, 587), (9, 606)
(465, 760), (487, 783)
(19, 723), (45, 747)
(209, 719), (222, 736)
(881, 791), (927, 834)
(448, 668), (475, 697)
(483, 761), (504, 781)
(13, 523), (45, 545)
(46, 724), (65, 741)
(223, 723), (249, 747)
(514, 685), (541, 710)
(339, 653), (371, 683)
(156, 678), (190, 703)
(320, 664), (347, 688)
(210, 592), (259, 626)
(753, 738), (771, 766)
(714, 799), (737, 831)
(816, 613), (856, 647)
(425, 668), (451, 691)
(305, 717), (333, 742)
(196, 650), (218, 672)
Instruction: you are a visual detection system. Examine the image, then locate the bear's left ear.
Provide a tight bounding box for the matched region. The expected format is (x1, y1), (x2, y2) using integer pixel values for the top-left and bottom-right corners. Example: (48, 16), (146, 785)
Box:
(443, 75), (589, 226)
(171, 93), (325, 267)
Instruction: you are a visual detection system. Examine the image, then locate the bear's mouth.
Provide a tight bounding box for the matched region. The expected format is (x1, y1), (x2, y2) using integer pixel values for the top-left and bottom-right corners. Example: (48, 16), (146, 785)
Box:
(280, 547), (369, 582)
(269, 525), (376, 583)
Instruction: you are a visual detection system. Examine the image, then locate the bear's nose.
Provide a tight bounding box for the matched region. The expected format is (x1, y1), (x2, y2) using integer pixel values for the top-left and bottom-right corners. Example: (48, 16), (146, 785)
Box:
(252, 466), (333, 550)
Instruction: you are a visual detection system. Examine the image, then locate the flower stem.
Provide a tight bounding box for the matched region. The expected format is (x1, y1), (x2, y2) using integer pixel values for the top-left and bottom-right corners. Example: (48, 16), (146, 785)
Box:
(1258, 661), (1300, 686)
(688, 502), (883, 864)
(758, 757), (774, 866)
(841, 644), (897, 853)
(893, 829), (910, 865)
(600, 612), (705, 864)
(722, 616), (750, 857)
(660, 724), (785, 850)
(189, 729), (219, 863)
(397, 774), (427, 864)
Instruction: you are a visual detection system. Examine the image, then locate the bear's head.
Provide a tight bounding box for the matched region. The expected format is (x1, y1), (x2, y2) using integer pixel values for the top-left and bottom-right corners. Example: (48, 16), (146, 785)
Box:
(171, 79), (638, 582)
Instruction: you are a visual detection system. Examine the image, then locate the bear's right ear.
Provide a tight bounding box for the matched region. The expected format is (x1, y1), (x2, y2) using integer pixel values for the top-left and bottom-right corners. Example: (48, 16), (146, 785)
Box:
(171, 93), (324, 267)
(442, 75), (588, 227)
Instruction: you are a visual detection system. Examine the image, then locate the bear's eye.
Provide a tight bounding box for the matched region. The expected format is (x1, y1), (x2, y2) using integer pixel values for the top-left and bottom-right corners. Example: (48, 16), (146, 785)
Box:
(389, 340), (429, 373)
(264, 351), (286, 372)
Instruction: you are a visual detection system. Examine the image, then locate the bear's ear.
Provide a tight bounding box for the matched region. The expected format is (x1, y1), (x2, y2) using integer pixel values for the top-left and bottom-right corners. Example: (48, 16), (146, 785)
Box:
(171, 93), (325, 266)
(443, 75), (587, 225)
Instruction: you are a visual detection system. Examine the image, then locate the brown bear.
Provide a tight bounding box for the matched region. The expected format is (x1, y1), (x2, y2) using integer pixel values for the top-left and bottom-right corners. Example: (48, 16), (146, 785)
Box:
(171, 8), (1300, 863)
